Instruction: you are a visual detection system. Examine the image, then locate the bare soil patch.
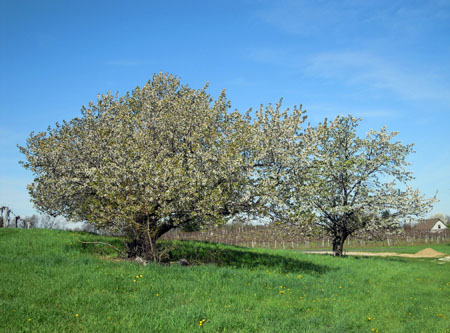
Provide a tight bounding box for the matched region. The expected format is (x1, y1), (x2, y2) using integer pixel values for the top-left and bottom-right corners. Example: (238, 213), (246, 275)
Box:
(305, 248), (449, 258)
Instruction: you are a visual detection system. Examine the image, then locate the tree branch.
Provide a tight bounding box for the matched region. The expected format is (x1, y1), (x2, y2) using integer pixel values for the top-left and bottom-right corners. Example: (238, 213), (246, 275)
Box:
(77, 240), (126, 256)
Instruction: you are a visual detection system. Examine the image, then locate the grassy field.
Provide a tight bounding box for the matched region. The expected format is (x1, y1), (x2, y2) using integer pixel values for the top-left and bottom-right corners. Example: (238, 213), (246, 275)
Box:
(344, 244), (450, 254)
(0, 229), (449, 332)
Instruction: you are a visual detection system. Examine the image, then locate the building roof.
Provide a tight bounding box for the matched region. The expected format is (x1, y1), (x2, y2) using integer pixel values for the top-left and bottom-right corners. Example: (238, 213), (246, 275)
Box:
(415, 218), (445, 230)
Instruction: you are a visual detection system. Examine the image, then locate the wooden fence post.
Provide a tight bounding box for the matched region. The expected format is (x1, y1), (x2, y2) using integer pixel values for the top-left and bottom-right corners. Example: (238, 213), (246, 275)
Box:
(4, 208), (10, 228)
(0, 207), (4, 228)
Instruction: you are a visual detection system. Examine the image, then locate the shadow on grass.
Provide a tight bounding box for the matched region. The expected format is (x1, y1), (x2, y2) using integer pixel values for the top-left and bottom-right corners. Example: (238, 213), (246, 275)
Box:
(68, 235), (335, 275)
(67, 234), (126, 257)
(165, 240), (335, 275)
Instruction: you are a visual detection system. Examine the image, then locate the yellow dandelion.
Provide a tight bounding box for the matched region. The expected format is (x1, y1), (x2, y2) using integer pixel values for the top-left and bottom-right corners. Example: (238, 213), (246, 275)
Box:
(28, 318), (32, 321)
(280, 290), (285, 294)
(156, 293), (160, 296)
(297, 274), (303, 279)
(136, 275), (139, 278)
(139, 274), (143, 278)
(338, 286), (342, 289)
(75, 314), (79, 317)
(133, 279), (136, 282)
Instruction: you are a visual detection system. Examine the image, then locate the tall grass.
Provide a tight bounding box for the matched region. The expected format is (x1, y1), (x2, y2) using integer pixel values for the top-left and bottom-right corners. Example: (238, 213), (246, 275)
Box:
(1, 229), (449, 332)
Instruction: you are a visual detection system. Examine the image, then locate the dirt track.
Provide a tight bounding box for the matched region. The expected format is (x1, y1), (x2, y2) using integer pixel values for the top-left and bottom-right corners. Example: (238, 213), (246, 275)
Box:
(304, 248), (449, 259)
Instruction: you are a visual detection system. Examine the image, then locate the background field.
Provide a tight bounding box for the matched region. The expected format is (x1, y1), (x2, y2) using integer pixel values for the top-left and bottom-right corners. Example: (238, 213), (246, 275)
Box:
(1, 229), (449, 332)
(162, 225), (449, 251)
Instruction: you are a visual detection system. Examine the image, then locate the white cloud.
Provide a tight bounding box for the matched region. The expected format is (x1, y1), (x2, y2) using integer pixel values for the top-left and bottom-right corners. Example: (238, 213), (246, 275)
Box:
(255, 0), (450, 38)
(255, 0), (347, 36)
(306, 51), (450, 104)
(245, 45), (450, 105)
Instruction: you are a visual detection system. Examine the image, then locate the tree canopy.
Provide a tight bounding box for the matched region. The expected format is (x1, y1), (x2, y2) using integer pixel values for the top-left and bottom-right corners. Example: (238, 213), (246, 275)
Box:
(284, 115), (435, 255)
(18, 74), (434, 259)
(18, 73), (308, 260)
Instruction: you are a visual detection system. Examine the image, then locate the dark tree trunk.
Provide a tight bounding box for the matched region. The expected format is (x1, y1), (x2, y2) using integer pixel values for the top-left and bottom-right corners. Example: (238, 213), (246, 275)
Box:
(126, 215), (174, 262)
(126, 232), (163, 262)
(332, 231), (349, 257)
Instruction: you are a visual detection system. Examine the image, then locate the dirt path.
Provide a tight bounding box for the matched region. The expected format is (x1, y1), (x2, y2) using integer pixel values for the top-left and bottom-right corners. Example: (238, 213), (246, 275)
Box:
(304, 248), (449, 259)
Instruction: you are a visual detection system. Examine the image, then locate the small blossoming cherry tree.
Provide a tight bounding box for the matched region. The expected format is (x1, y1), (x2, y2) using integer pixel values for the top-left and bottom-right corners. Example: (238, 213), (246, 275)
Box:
(287, 115), (435, 256)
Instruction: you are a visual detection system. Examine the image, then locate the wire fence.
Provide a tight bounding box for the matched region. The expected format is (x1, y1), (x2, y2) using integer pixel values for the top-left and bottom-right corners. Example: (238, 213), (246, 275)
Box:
(161, 225), (449, 250)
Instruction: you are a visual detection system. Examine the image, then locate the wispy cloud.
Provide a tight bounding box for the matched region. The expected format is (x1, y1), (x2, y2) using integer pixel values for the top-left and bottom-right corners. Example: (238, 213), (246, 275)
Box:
(255, 0), (357, 36)
(306, 51), (450, 104)
(255, 0), (450, 38)
(245, 46), (450, 105)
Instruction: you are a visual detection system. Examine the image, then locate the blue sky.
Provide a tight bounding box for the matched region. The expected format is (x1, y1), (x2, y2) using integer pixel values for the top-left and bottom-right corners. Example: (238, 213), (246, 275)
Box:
(1, 0), (449, 218)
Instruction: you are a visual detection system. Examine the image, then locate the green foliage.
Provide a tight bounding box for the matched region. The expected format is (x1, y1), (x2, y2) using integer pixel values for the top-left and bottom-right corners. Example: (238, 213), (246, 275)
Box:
(18, 73), (257, 260)
(18, 73), (309, 261)
(17, 74), (434, 260)
(283, 115), (435, 256)
(1, 229), (449, 332)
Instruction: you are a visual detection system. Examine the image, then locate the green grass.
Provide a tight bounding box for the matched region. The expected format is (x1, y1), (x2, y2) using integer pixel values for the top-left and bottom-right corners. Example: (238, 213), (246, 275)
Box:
(1, 229), (449, 332)
(344, 243), (450, 254)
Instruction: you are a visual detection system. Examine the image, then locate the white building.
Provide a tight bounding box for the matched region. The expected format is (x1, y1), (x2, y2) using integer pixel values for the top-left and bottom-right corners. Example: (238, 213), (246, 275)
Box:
(415, 218), (448, 232)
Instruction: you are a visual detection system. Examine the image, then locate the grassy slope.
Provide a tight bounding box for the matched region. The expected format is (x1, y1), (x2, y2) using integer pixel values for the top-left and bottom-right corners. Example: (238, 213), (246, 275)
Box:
(0, 229), (449, 332)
